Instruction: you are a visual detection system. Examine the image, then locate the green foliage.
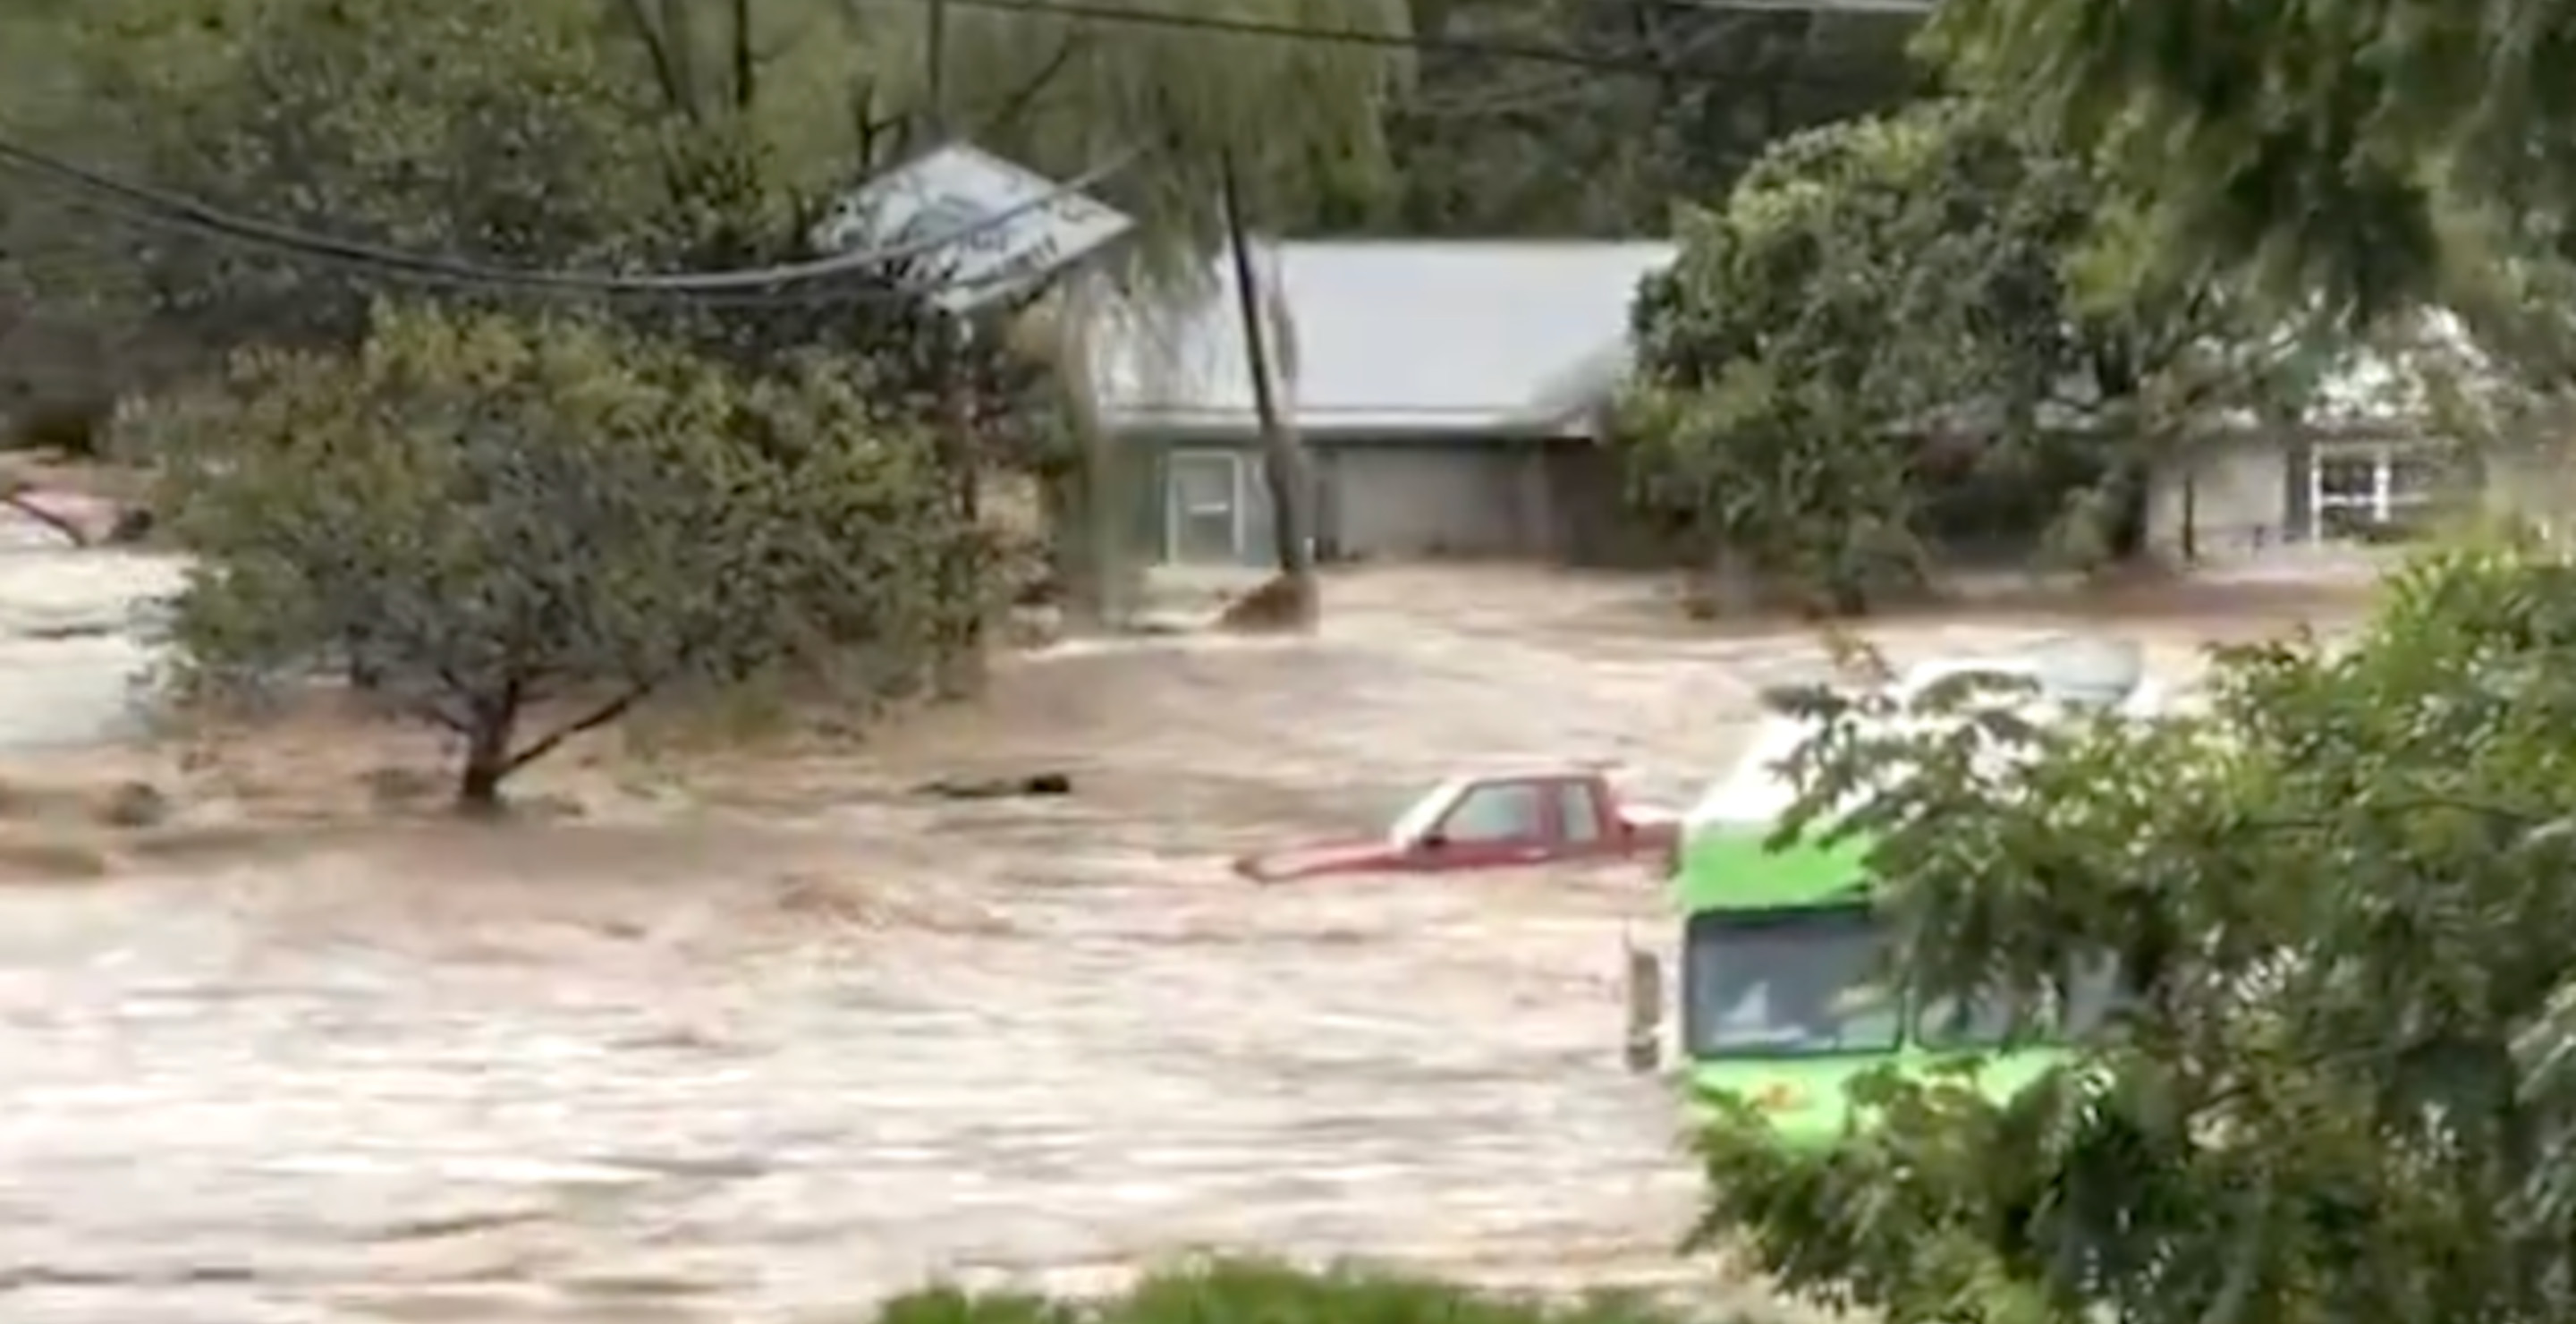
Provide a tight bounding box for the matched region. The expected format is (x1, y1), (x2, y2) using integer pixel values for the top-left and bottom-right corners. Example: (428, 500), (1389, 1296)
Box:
(875, 1257), (1767, 1324)
(1617, 98), (2310, 610)
(1696, 546), (2576, 1324)
(143, 301), (968, 809)
(1370, 2), (1925, 238)
(1923, 0), (2576, 317)
(50, 0), (673, 347)
(4, 0), (1035, 407)
(1696, 1082), (2063, 1324)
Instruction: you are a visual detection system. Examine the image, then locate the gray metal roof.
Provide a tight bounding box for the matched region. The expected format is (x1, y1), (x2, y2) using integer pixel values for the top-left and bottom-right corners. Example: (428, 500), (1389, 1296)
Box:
(1088, 239), (1678, 437)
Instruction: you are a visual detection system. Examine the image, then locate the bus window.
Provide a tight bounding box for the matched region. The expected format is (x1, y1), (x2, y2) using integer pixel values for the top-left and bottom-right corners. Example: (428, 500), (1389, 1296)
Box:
(1682, 906), (1902, 1057)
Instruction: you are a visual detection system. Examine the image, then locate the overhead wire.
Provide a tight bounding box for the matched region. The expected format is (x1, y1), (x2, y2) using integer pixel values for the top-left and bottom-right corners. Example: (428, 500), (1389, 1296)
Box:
(0, 136), (1140, 296)
(0, 0), (1922, 301)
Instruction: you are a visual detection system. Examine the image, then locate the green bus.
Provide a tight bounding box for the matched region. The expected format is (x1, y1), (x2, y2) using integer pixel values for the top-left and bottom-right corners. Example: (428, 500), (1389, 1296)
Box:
(1622, 649), (2147, 1149)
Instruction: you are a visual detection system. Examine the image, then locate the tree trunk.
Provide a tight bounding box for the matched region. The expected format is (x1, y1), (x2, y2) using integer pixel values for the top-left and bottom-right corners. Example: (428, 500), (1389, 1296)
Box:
(728, 0), (755, 110)
(1218, 151), (1318, 625)
(1683, 542), (1758, 621)
(932, 331), (987, 698)
(454, 685), (521, 817)
(2180, 467), (2199, 564)
(456, 757), (507, 817)
(657, 0), (697, 112)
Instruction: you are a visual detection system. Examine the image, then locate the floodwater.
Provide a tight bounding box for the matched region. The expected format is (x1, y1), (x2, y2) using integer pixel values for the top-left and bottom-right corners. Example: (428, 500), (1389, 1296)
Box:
(0, 551), (2334, 1323)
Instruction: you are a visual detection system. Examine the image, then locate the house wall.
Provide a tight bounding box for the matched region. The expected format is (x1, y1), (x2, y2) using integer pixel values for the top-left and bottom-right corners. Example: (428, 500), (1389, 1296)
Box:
(1125, 432), (1608, 565)
(2140, 427), (2545, 560)
(1325, 440), (1553, 559)
(2143, 436), (2297, 561)
(2484, 447), (2576, 535)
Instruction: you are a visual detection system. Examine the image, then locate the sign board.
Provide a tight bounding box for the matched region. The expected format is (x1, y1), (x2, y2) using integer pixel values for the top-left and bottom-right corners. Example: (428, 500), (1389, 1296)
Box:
(814, 142), (1136, 313)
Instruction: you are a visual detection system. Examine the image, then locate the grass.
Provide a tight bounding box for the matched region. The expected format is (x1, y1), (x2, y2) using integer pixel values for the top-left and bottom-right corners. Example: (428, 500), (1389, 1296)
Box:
(861, 1259), (1792, 1324)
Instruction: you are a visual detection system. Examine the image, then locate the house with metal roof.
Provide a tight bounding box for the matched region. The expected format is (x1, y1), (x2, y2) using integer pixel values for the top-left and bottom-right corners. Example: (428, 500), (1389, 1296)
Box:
(1083, 239), (1678, 566)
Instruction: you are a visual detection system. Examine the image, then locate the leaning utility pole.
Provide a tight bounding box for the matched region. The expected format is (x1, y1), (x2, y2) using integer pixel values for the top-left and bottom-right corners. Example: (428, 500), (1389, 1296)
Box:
(1218, 150), (1318, 624)
(923, 0), (987, 696)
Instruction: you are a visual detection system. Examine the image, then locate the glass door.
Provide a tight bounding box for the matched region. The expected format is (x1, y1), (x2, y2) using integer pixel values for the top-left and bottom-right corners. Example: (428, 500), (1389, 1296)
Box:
(1165, 450), (1245, 564)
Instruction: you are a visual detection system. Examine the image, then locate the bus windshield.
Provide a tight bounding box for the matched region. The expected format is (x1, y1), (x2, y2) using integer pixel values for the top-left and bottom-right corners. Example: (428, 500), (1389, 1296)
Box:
(1683, 905), (2126, 1060)
(1682, 907), (1901, 1057)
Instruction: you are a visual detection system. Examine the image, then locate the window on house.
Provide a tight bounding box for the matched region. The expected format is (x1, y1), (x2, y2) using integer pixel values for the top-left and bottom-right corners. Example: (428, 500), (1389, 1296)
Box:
(2309, 441), (2453, 542)
(1165, 451), (1248, 564)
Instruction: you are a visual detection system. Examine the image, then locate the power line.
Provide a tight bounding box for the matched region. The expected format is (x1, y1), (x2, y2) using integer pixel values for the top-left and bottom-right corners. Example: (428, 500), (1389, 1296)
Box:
(64, 195), (1077, 309)
(0, 0), (1923, 302)
(0, 135), (1139, 297)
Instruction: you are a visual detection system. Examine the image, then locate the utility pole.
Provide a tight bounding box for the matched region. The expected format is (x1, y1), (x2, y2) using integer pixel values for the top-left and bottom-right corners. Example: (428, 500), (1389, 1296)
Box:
(1219, 149), (1317, 621)
(923, 0), (987, 696)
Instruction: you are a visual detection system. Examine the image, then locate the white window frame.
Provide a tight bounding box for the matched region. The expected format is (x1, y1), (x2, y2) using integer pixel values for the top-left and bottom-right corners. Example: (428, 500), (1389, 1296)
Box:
(2307, 438), (2448, 542)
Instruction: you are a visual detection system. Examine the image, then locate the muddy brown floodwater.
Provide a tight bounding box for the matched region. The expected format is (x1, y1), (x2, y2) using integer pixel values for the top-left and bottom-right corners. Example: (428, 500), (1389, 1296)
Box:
(0, 564), (2350, 1323)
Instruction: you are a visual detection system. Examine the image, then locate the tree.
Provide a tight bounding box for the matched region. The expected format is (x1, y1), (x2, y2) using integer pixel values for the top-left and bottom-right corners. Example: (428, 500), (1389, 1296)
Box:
(1691, 544), (2576, 1324)
(1924, 0), (2576, 318)
(10, 0), (1063, 682)
(11, 0), (979, 379)
(1370, 0), (1927, 238)
(1615, 98), (2309, 614)
(141, 301), (963, 812)
(30, 0), (680, 352)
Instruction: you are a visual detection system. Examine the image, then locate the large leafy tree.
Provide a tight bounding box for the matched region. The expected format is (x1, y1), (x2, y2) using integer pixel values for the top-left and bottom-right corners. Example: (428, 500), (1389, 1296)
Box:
(145, 301), (963, 812)
(1926, 0), (2576, 318)
(1616, 98), (2309, 614)
(1373, 0), (1926, 238)
(1693, 545), (2576, 1324)
(37, 0), (677, 350)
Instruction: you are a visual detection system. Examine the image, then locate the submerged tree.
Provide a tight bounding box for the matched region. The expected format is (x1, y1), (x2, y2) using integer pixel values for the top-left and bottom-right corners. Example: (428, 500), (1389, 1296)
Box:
(1693, 544), (2576, 1324)
(145, 301), (962, 811)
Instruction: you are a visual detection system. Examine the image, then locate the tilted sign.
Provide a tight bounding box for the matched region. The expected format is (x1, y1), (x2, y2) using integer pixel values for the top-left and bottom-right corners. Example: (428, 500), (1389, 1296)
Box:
(814, 142), (1136, 313)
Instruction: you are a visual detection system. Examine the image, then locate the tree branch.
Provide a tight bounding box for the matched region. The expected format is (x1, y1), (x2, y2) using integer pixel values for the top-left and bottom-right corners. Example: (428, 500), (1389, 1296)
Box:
(979, 33), (1085, 140)
(729, 0), (755, 112)
(612, 0), (696, 119)
(658, 0), (700, 115)
(0, 488), (89, 547)
(414, 697), (474, 735)
(851, 79), (902, 172)
(501, 680), (662, 775)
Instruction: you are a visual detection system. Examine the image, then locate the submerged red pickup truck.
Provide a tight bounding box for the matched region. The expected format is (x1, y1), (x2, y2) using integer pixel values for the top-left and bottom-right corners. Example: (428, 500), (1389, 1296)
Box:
(1232, 765), (1682, 883)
